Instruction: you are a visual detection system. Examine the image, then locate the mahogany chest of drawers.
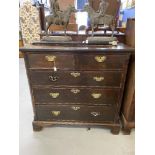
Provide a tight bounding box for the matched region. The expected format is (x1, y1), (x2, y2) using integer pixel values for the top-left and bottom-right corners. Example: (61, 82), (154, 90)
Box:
(20, 43), (134, 134)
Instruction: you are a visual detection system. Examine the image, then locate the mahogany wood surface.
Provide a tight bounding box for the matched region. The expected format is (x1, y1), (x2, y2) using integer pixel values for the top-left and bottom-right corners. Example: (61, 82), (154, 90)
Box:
(20, 43), (134, 52)
(125, 19), (135, 48)
(33, 87), (120, 105)
(29, 70), (123, 87)
(20, 43), (134, 134)
(121, 19), (135, 134)
(36, 105), (115, 122)
(27, 53), (129, 70)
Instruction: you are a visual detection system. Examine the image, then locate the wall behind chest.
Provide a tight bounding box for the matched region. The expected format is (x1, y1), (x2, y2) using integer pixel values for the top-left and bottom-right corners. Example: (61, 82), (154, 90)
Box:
(59, 0), (76, 23)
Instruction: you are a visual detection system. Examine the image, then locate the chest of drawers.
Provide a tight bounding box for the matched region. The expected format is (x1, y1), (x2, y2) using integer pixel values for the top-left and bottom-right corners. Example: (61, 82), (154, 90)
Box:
(21, 43), (134, 134)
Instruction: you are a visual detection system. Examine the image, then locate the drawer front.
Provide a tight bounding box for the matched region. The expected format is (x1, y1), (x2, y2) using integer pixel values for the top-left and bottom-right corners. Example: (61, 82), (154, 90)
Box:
(36, 105), (115, 122)
(27, 53), (129, 70)
(33, 87), (120, 105)
(76, 54), (129, 70)
(30, 70), (123, 87)
(27, 53), (75, 69)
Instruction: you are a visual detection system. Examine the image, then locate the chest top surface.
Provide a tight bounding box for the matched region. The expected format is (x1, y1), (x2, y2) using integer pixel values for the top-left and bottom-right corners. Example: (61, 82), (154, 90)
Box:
(20, 43), (134, 54)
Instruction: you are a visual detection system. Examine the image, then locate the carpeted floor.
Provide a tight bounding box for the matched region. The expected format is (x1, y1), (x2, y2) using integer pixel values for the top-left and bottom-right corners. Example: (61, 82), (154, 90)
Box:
(19, 58), (135, 155)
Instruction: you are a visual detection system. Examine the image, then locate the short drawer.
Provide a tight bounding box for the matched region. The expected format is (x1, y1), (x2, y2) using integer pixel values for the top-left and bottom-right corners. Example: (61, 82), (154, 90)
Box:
(27, 53), (75, 70)
(27, 53), (129, 70)
(30, 70), (123, 87)
(75, 54), (129, 70)
(33, 87), (120, 105)
(36, 105), (115, 122)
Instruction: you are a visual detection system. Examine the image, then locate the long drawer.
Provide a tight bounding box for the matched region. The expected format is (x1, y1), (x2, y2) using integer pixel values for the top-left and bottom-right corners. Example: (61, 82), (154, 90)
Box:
(29, 70), (123, 87)
(36, 105), (115, 122)
(33, 87), (120, 105)
(27, 53), (129, 70)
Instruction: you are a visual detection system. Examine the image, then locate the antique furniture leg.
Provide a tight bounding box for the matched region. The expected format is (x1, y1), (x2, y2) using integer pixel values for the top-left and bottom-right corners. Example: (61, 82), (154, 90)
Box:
(122, 127), (131, 135)
(111, 126), (120, 135)
(32, 121), (43, 131)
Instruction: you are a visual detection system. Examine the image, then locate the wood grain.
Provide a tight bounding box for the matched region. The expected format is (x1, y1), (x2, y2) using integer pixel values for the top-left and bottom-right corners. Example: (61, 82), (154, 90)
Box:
(21, 43), (133, 134)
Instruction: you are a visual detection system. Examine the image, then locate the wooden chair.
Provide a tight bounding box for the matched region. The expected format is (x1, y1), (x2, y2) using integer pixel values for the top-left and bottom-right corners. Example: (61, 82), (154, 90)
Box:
(87, 0), (121, 34)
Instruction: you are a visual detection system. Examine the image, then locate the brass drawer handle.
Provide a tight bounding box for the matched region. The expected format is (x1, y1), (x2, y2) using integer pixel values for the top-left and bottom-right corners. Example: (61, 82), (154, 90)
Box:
(45, 55), (56, 62)
(70, 88), (80, 94)
(51, 111), (61, 116)
(93, 77), (104, 82)
(49, 92), (60, 98)
(70, 72), (80, 78)
(71, 106), (80, 111)
(94, 56), (106, 63)
(91, 112), (100, 117)
(49, 75), (58, 82)
(91, 93), (102, 99)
